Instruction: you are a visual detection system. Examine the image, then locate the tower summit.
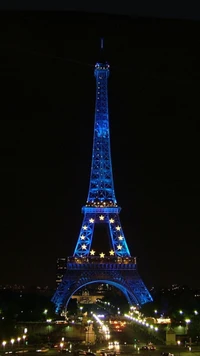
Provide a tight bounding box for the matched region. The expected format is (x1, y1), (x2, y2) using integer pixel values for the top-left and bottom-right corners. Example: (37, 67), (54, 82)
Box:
(51, 44), (153, 314)
(86, 40), (116, 206)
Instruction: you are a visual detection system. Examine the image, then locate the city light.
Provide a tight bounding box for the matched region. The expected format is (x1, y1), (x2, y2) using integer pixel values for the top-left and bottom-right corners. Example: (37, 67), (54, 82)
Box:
(124, 314), (159, 332)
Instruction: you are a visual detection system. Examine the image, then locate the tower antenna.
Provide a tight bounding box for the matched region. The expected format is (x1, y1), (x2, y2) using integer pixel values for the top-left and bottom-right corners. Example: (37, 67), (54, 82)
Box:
(101, 38), (104, 50)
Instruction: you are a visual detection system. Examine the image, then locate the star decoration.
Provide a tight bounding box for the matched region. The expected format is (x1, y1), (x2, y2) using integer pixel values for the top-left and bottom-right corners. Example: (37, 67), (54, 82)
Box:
(82, 244), (87, 250)
(99, 215), (105, 221)
(90, 250), (95, 255)
(83, 225), (87, 230)
(109, 250), (115, 256)
(100, 252), (105, 258)
(109, 218), (114, 223)
(80, 235), (85, 240)
(116, 226), (121, 231)
(118, 235), (124, 240)
(117, 244), (122, 250)
(89, 218), (95, 223)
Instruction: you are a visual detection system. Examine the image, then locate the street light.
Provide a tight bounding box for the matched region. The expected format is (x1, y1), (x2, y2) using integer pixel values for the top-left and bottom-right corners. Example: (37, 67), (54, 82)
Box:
(22, 335), (26, 348)
(17, 338), (21, 348)
(185, 319), (191, 334)
(2, 341), (7, 351)
(60, 343), (64, 353)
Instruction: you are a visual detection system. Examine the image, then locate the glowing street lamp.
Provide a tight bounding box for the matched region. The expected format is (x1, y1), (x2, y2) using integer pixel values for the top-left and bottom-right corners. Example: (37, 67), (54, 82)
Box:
(11, 339), (15, 348)
(17, 338), (21, 348)
(22, 335), (26, 347)
(185, 319), (191, 334)
(2, 341), (7, 350)
(185, 319), (191, 324)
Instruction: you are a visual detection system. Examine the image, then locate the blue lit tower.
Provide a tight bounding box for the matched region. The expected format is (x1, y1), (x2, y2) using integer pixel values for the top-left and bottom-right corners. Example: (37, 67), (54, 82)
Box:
(52, 42), (153, 314)
(73, 60), (131, 259)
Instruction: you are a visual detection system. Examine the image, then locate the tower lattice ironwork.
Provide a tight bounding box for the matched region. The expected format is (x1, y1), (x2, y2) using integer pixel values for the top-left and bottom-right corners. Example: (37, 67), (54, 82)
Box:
(52, 51), (153, 314)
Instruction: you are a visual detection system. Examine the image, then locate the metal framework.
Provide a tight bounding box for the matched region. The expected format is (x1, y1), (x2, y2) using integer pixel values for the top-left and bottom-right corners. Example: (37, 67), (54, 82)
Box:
(51, 59), (153, 314)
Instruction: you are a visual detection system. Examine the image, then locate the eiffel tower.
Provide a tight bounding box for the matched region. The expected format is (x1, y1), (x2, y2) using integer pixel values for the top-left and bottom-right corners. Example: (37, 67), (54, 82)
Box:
(52, 41), (153, 314)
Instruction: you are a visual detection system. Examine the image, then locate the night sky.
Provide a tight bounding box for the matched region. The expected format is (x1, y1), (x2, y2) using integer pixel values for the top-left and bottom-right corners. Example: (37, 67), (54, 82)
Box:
(0, 9), (200, 290)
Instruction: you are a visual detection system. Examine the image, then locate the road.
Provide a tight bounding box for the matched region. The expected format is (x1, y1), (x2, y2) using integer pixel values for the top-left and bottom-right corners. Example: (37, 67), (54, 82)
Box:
(15, 343), (200, 356)
(1, 343), (200, 356)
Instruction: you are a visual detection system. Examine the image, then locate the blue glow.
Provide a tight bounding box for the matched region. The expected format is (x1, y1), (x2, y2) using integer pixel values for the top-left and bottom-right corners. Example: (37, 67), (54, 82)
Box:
(53, 275), (153, 314)
(51, 61), (153, 314)
(73, 63), (131, 258)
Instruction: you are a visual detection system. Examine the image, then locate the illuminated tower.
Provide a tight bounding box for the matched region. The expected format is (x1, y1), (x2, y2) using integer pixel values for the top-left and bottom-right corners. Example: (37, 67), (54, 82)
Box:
(52, 43), (153, 314)
(73, 59), (131, 258)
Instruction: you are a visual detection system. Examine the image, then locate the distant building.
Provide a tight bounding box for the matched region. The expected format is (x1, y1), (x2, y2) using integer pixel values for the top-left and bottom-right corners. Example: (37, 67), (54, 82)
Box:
(72, 289), (104, 304)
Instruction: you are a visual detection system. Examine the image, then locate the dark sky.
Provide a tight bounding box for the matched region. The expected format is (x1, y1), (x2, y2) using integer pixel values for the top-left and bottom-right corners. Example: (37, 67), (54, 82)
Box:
(0, 11), (200, 290)
(0, 1), (200, 21)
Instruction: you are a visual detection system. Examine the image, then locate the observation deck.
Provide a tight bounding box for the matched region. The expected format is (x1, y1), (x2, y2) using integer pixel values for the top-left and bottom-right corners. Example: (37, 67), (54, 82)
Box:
(82, 201), (121, 214)
(66, 256), (137, 271)
(82, 206), (121, 214)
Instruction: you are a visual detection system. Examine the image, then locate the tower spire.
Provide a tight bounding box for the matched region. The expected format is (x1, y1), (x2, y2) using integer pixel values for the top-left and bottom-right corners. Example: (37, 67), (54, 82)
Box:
(99, 37), (106, 64)
(86, 56), (116, 205)
(101, 37), (104, 50)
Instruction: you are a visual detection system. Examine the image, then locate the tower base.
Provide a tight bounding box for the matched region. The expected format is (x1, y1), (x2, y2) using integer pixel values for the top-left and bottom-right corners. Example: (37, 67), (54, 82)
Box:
(51, 257), (152, 314)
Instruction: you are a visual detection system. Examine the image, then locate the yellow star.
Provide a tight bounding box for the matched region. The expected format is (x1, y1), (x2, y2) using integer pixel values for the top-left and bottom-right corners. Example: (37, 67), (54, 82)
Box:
(89, 218), (95, 223)
(80, 235), (85, 240)
(118, 235), (123, 240)
(116, 226), (121, 231)
(90, 250), (95, 255)
(109, 218), (114, 223)
(83, 225), (87, 230)
(117, 245), (122, 250)
(99, 215), (105, 221)
(109, 250), (115, 256)
(82, 244), (87, 250)
(100, 252), (105, 258)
